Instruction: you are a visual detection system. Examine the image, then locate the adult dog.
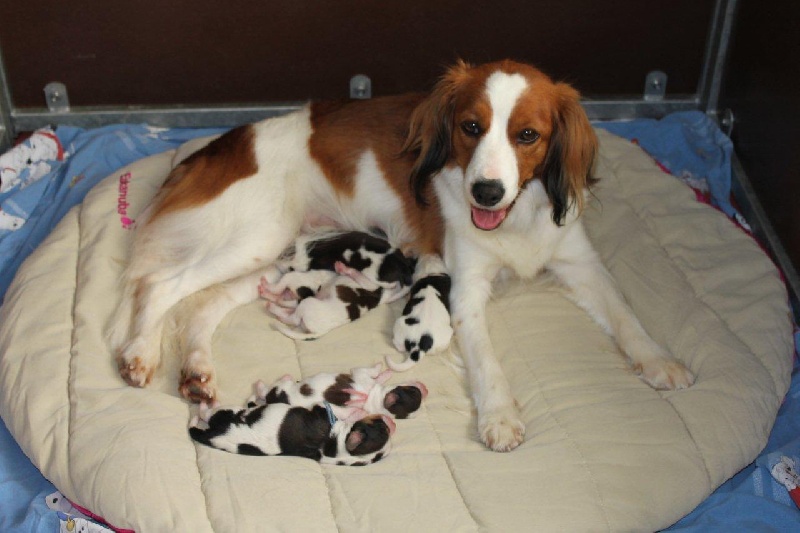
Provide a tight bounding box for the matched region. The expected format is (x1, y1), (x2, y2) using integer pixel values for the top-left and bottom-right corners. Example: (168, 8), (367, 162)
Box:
(109, 59), (694, 452)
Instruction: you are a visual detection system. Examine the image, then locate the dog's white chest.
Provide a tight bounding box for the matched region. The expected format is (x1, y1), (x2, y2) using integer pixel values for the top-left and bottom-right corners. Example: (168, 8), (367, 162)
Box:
(447, 211), (563, 281)
(489, 232), (553, 278)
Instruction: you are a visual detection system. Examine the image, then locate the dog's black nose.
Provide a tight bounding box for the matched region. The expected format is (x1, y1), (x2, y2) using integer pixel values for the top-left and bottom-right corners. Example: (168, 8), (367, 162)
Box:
(471, 180), (505, 207)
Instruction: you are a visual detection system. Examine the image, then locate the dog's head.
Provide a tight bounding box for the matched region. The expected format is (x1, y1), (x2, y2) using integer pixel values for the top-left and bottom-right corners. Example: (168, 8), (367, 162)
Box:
(406, 59), (597, 229)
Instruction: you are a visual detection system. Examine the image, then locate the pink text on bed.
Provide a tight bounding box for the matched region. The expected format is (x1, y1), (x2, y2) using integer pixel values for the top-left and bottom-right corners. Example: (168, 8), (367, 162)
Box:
(117, 172), (134, 229)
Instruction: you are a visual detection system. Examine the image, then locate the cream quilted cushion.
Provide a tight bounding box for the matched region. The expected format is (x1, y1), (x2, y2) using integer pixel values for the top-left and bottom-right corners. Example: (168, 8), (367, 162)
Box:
(0, 129), (792, 531)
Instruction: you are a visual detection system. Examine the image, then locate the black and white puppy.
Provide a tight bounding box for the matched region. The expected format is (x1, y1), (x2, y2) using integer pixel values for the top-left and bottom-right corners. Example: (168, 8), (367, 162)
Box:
(261, 261), (408, 340)
(251, 363), (428, 420)
(258, 268), (337, 308)
(389, 273), (453, 371)
(278, 230), (417, 288)
(189, 400), (395, 465)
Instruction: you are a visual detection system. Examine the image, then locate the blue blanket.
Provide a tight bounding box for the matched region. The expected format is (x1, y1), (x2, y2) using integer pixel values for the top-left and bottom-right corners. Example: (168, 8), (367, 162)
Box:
(0, 125), (224, 530)
(1, 115), (797, 530)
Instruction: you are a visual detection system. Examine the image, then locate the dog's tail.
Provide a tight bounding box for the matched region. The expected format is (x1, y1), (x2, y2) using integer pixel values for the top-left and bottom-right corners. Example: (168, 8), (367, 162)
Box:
(380, 284), (410, 304)
(105, 272), (136, 356)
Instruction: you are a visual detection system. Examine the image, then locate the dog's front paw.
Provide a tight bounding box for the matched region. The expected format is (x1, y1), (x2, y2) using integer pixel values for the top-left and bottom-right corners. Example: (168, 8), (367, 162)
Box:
(478, 405), (526, 452)
(635, 357), (694, 391)
(388, 274), (453, 371)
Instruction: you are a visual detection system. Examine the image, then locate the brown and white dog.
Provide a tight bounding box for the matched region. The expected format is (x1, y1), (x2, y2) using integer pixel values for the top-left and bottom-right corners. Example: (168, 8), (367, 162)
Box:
(109, 59), (694, 453)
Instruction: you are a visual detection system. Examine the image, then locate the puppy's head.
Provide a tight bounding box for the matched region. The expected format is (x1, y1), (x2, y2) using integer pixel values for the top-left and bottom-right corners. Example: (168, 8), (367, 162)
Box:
(377, 249), (418, 287)
(406, 59), (597, 228)
(383, 382), (428, 419)
(346, 414), (395, 454)
(324, 414), (395, 466)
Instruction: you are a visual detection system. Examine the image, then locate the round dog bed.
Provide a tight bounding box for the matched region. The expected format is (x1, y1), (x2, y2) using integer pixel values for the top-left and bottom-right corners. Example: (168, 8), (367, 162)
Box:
(0, 129), (792, 531)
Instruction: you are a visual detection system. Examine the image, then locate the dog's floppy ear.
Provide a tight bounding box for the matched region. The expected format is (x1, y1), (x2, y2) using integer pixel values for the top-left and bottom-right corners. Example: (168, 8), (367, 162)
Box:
(540, 83), (598, 226)
(404, 60), (471, 206)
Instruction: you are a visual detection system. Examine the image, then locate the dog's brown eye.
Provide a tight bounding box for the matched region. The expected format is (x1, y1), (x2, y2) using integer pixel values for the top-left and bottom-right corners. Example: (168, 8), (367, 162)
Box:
(461, 121), (482, 137)
(518, 128), (540, 144)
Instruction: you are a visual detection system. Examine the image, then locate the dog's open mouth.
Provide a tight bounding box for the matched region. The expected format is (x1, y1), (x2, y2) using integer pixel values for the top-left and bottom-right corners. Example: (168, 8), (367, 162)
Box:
(471, 205), (510, 231)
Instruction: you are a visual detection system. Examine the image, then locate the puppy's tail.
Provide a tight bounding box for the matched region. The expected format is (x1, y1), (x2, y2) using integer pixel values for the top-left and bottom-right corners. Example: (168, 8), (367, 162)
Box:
(271, 322), (320, 341)
(381, 285), (410, 304)
(384, 351), (422, 372)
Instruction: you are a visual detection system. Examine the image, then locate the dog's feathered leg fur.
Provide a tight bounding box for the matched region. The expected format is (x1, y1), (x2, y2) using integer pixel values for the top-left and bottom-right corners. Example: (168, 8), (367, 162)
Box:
(171, 270), (266, 402)
(111, 111), (314, 398)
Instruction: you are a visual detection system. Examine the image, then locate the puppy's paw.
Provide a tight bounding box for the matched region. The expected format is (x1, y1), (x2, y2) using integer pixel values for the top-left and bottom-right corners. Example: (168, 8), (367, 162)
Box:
(245, 380), (269, 407)
(266, 301), (294, 322)
(479, 406), (526, 453)
(635, 357), (694, 391)
(197, 401), (220, 422)
(257, 276), (273, 300)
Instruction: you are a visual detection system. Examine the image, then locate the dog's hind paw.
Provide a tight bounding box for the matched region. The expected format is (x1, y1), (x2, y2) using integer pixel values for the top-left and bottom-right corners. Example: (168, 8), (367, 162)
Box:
(116, 353), (156, 388)
(116, 336), (160, 387)
(179, 369), (218, 404)
(479, 406), (525, 453)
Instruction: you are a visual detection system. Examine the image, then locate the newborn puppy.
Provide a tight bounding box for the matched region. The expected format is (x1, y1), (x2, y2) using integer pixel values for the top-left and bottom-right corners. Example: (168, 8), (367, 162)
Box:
(278, 230), (417, 288)
(388, 273), (453, 371)
(258, 268), (337, 308)
(252, 363), (428, 420)
(189, 400), (395, 466)
(262, 261), (408, 340)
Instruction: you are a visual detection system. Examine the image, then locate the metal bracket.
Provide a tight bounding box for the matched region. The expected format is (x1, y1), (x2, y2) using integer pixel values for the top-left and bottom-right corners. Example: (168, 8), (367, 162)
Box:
(719, 108), (735, 136)
(349, 75), (371, 99)
(44, 82), (70, 113)
(644, 71), (667, 102)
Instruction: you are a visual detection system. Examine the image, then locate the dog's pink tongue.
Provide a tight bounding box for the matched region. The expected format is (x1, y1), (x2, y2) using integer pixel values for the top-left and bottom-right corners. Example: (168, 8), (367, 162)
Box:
(471, 206), (507, 231)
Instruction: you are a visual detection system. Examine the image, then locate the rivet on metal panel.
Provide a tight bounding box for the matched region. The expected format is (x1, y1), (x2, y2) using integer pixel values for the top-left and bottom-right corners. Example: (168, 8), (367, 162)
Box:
(350, 75), (372, 99)
(44, 82), (70, 113)
(644, 71), (667, 102)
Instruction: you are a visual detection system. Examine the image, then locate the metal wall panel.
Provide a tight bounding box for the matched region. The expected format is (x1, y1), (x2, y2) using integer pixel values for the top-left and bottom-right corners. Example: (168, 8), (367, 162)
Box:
(720, 0), (800, 298)
(1, 1), (714, 107)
